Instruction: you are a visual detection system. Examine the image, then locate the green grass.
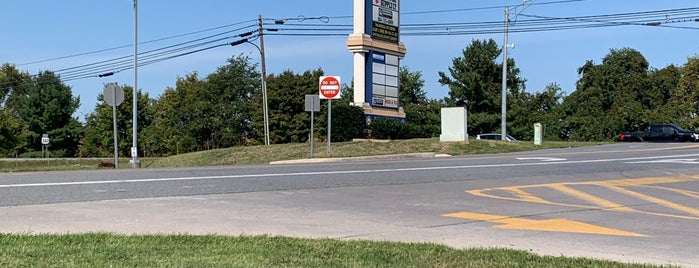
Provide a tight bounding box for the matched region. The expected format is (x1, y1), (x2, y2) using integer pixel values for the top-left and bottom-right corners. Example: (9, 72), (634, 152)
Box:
(0, 234), (671, 268)
(146, 138), (606, 168)
(0, 139), (606, 172)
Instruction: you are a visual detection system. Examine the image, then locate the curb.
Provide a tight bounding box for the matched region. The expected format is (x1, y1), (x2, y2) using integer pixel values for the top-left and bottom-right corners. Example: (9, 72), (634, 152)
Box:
(269, 152), (449, 165)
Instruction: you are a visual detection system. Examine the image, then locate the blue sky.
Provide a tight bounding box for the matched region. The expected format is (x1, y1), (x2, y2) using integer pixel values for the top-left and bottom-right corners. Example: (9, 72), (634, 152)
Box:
(2, 1), (698, 120)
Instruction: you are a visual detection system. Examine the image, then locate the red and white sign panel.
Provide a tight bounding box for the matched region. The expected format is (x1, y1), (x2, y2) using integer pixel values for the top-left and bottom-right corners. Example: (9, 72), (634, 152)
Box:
(319, 76), (341, 99)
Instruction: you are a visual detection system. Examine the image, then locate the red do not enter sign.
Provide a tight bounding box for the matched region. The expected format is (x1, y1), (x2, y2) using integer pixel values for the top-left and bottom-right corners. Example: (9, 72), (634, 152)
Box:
(319, 76), (341, 99)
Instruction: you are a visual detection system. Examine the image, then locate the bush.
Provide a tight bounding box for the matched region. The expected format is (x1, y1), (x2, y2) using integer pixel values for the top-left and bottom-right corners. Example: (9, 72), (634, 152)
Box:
(403, 102), (442, 138)
(330, 104), (365, 142)
(370, 118), (410, 140)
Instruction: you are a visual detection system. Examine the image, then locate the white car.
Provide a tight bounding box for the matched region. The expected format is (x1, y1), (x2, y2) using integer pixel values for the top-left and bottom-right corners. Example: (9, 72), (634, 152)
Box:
(475, 133), (517, 141)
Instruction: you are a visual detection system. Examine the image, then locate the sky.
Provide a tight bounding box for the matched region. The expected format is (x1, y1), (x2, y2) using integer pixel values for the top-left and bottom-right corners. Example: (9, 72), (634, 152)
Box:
(2, 0), (698, 121)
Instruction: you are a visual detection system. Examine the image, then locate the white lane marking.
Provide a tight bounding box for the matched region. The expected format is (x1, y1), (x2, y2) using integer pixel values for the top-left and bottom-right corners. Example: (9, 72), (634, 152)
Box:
(2, 154), (699, 189)
(516, 157), (567, 162)
(626, 159), (699, 164)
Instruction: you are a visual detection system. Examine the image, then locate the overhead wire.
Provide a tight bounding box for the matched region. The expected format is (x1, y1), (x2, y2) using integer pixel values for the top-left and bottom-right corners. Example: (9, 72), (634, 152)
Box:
(4, 3), (699, 85)
(57, 25), (259, 81)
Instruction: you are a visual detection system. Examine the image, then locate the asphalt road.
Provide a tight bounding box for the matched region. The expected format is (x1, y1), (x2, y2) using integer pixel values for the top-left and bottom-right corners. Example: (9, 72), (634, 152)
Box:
(1, 143), (698, 267)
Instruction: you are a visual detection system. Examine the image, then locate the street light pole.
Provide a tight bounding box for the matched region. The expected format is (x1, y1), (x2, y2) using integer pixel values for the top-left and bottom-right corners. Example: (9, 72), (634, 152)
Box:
(258, 15), (270, 146)
(131, 0), (140, 167)
(501, 6), (509, 141)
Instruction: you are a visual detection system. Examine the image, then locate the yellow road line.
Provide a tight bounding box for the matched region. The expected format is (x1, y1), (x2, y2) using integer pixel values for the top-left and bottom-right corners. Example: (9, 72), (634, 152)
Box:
(641, 185), (699, 199)
(603, 184), (699, 216)
(503, 187), (550, 203)
(547, 184), (635, 212)
(443, 211), (645, 237)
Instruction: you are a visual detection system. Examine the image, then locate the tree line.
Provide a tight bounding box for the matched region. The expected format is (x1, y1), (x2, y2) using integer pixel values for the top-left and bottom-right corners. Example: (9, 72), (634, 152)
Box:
(1, 39), (698, 157)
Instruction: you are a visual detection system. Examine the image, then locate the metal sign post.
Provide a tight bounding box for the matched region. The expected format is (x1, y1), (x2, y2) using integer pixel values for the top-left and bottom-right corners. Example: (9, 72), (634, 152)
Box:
(305, 94), (320, 157)
(41, 134), (49, 158)
(104, 84), (125, 168)
(327, 99), (331, 155)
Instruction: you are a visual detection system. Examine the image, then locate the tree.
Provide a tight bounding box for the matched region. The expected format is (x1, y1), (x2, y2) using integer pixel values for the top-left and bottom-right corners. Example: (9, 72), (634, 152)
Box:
(668, 56), (699, 129)
(0, 64), (31, 156)
(438, 38), (525, 135)
(562, 48), (652, 140)
(508, 83), (566, 141)
(399, 66), (427, 105)
(0, 63), (31, 108)
(262, 68), (324, 144)
(142, 55), (259, 155)
(6, 71), (82, 157)
(0, 108), (27, 157)
(201, 55), (260, 147)
(403, 100), (443, 138)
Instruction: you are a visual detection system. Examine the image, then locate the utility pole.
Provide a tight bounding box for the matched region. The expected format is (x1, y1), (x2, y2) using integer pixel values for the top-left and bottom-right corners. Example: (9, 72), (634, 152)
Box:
(502, 0), (533, 141)
(258, 15), (270, 146)
(501, 6), (509, 141)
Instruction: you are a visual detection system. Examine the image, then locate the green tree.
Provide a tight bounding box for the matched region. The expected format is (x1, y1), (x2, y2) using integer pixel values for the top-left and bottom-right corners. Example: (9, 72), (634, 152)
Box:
(262, 69), (324, 144)
(438, 39), (525, 135)
(668, 56), (699, 129)
(507, 83), (566, 141)
(6, 71), (82, 157)
(0, 108), (27, 157)
(143, 55), (259, 155)
(562, 48), (653, 140)
(403, 100), (443, 138)
(642, 65), (681, 126)
(201, 55), (260, 147)
(399, 66), (427, 106)
(0, 64), (31, 156)
(1, 63), (31, 107)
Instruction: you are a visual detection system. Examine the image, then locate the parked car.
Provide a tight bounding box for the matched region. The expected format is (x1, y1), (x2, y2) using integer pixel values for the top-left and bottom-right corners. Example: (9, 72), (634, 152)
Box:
(618, 124), (699, 142)
(475, 133), (518, 141)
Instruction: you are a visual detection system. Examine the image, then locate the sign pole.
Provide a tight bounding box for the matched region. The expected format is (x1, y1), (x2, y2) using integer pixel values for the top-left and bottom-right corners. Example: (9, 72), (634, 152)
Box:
(104, 84), (124, 169)
(327, 99), (331, 155)
(310, 110), (314, 158)
(112, 87), (119, 168)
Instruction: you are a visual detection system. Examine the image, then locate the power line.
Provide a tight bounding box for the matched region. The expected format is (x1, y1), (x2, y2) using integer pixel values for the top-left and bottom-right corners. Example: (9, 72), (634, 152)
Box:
(17, 19), (258, 67)
(5, 4), (699, 86)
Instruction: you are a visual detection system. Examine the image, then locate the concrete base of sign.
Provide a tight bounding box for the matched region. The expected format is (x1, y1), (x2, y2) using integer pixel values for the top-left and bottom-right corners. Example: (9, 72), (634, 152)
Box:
(440, 107), (468, 142)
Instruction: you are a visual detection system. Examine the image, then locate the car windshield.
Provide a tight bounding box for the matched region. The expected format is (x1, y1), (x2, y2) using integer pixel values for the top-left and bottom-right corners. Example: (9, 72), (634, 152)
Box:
(671, 124), (688, 131)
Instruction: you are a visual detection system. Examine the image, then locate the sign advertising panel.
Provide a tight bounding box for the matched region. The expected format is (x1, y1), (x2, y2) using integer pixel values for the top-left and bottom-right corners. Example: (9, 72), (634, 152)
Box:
(370, 0), (399, 44)
(370, 50), (399, 109)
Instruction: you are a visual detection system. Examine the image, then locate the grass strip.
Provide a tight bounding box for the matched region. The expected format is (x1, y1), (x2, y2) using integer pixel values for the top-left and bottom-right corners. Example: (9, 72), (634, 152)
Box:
(0, 234), (673, 268)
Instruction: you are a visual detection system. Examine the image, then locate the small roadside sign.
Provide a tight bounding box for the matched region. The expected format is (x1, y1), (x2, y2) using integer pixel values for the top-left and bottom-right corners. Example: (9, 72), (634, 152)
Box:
(305, 94), (320, 112)
(103, 84), (124, 107)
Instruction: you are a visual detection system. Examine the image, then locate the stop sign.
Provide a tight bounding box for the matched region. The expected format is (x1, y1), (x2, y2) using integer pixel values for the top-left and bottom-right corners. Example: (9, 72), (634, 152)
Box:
(319, 76), (341, 99)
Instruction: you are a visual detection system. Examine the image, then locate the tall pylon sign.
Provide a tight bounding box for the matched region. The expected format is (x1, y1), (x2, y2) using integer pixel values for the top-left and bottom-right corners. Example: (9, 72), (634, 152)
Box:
(347, 0), (407, 124)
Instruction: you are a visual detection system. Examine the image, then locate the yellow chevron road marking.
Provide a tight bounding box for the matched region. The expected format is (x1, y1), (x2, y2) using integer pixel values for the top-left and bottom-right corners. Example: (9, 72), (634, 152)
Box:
(443, 211), (644, 237)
